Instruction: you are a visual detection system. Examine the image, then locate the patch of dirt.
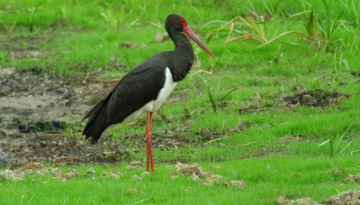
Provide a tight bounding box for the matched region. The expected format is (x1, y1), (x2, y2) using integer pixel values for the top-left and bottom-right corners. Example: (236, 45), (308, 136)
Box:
(278, 190), (360, 205)
(0, 69), (107, 135)
(64, 168), (79, 179)
(350, 71), (360, 77)
(103, 171), (122, 179)
(0, 162), (79, 181)
(278, 88), (350, 107)
(321, 190), (360, 205)
(0, 70), (140, 168)
(132, 175), (142, 181)
(0, 162), (124, 182)
(0, 69), (199, 168)
(317, 168), (344, 179)
(0, 133), (131, 168)
(171, 162), (245, 189)
(239, 86), (350, 114)
(344, 173), (360, 183)
(0, 169), (22, 181)
(86, 167), (95, 175)
(239, 103), (260, 114)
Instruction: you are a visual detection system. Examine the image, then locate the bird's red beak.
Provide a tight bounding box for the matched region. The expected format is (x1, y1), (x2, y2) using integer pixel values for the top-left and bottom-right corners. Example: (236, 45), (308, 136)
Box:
(182, 25), (215, 58)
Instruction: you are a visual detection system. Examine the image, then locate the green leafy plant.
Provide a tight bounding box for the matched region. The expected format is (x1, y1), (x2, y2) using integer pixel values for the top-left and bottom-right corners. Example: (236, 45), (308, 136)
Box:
(315, 0), (345, 49)
(292, 0), (315, 38)
(198, 75), (238, 113)
(318, 125), (354, 157)
(340, 0), (359, 29)
(198, 75), (218, 113)
(21, 0), (47, 32)
(206, 15), (301, 46)
(1, 17), (18, 37)
(100, 6), (119, 31)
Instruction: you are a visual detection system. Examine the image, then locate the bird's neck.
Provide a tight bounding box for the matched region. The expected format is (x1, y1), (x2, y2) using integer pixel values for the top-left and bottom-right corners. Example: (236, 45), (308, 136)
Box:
(167, 27), (194, 82)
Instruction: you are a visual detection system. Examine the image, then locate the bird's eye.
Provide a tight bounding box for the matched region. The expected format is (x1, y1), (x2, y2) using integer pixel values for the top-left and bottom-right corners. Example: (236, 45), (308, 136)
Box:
(179, 19), (186, 26)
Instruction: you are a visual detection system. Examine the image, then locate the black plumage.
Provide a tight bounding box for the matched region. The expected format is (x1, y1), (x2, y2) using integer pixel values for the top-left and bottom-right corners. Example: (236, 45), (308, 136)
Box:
(82, 14), (214, 171)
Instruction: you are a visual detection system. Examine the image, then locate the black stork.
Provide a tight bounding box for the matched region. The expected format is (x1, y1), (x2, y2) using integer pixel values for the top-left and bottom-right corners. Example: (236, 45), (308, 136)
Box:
(82, 14), (214, 172)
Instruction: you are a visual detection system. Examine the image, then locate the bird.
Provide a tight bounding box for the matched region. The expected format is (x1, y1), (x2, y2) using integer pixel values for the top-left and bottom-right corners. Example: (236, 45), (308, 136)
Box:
(82, 14), (214, 172)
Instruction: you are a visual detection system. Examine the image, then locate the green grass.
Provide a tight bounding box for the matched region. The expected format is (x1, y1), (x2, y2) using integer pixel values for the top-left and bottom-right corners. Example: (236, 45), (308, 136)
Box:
(1, 0), (360, 204)
(1, 157), (359, 205)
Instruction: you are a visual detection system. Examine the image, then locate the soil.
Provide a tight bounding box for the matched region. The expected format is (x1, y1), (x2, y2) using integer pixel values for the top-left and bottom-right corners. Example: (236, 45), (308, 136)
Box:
(277, 88), (350, 107)
(0, 69), (132, 168)
(0, 68), (109, 135)
(171, 162), (244, 188)
(0, 69), (203, 168)
(239, 84), (350, 114)
(278, 190), (360, 205)
(344, 173), (360, 184)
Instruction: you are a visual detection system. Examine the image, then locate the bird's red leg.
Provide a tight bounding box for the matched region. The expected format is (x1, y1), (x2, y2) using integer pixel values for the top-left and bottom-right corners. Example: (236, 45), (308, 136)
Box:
(145, 111), (154, 172)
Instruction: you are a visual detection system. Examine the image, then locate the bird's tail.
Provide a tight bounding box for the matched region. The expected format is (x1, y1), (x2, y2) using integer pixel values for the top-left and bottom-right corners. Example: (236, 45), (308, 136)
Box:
(82, 94), (112, 144)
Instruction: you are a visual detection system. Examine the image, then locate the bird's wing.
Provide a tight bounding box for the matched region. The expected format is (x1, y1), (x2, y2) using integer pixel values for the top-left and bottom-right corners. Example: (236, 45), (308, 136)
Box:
(82, 52), (170, 143)
(105, 57), (168, 124)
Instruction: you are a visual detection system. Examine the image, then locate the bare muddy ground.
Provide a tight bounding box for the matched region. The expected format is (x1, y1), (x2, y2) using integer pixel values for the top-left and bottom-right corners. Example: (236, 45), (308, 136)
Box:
(0, 69), (129, 168)
(0, 70), (201, 168)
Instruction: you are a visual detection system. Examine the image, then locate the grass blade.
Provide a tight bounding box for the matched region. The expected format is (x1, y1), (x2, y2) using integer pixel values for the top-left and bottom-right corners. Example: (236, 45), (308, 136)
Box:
(336, 139), (353, 157)
(318, 139), (331, 147)
(198, 75), (217, 113)
(334, 125), (352, 154)
(29, 0), (47, 32)
(221, 88), (238, 101)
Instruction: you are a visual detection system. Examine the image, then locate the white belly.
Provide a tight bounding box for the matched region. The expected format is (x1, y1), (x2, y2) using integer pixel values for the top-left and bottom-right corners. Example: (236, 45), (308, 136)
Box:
(125, 67), (177, 121)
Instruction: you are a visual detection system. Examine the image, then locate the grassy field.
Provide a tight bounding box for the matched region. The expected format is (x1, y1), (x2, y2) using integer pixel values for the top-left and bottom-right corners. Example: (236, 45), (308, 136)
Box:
(1, 0), (360, 204)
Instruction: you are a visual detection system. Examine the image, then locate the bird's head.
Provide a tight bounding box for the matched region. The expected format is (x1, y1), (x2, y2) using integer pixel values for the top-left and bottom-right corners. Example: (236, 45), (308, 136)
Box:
(165, 14), (215, 58)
